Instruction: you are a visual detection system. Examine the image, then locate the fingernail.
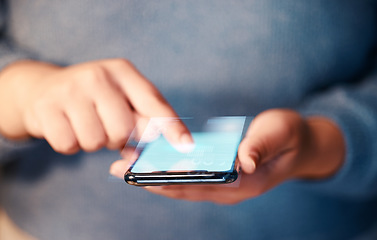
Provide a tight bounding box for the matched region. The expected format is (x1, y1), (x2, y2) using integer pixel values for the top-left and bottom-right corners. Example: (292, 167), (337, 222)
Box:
(173, 134), (195, 153)
(248, 153), (258, 173)
(180, 133), (194, 144)
(249, 158), (256, 173)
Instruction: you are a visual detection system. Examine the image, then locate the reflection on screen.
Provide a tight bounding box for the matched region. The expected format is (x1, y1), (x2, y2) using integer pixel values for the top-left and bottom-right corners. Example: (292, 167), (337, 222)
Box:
(130, 117), (246, 173)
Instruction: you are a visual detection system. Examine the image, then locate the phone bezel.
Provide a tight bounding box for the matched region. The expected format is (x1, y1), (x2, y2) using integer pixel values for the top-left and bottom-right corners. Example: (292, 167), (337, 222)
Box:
(123, 116), (251, 186)
(124, 161), (240, 186)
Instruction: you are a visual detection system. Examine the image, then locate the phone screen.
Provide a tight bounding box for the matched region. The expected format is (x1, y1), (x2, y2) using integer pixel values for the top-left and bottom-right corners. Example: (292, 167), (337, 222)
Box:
(125, 116), (248, 185)
(131, 131), (242, 173)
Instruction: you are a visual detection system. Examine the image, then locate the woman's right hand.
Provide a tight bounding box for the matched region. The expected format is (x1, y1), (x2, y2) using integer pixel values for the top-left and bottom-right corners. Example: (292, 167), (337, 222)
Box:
(0, 59), (191, 154)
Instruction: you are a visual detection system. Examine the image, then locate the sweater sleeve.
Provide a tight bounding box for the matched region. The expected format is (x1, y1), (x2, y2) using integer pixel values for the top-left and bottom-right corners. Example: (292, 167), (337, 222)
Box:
(0, 1), (37, 69)
(298, 60), (377, 200)
(0, 1), (38, 164)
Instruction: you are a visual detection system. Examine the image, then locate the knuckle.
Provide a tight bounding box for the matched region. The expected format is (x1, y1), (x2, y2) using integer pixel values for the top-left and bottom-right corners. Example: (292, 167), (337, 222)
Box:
(108, 134), (130, 149)
(75, 65), (108, 87)
(82, 136), (107, 152)
(52, 140), (79, 154)
(110, 58), (133, 69)
(33, 98), (50, 112)
(107, 125), (134, 149)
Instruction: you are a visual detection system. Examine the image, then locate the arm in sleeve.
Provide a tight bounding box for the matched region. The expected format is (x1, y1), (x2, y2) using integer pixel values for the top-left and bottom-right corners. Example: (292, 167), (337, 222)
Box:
(299, 61), (377, 200)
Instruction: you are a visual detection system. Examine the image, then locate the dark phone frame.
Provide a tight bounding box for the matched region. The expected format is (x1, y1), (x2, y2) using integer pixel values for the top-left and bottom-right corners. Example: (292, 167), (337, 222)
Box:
(123, 116), (252, 186)
(124, 162), (239, 186)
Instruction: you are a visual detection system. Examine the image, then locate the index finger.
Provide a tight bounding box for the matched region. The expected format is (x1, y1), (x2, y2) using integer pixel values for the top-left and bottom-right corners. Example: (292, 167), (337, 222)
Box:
(135, 116), (194, 153)
(100, 59), (193, 146)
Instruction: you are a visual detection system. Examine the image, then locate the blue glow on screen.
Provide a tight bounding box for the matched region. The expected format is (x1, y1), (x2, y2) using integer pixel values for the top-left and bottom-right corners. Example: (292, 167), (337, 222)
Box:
(131, 117), (245, 173)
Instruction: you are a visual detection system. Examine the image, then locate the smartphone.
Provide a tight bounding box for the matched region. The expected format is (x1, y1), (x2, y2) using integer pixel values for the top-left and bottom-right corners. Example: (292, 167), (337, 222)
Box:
(124, 116), (249, 186)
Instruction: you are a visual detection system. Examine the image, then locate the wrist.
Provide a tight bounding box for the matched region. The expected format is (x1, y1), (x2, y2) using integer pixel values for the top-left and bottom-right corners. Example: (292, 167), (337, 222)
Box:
(294, 117), (345, 179)
(0, 60), (61, 139)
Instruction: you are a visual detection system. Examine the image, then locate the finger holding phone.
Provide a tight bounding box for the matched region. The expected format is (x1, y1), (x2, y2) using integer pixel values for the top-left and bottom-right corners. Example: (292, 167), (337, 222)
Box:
(144, 109), (345, 204)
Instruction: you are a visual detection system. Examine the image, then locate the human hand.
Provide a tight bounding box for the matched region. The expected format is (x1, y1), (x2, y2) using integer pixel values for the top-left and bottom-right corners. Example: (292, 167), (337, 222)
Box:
(0, 59), (191, 154)
(141, 109), (345, 204)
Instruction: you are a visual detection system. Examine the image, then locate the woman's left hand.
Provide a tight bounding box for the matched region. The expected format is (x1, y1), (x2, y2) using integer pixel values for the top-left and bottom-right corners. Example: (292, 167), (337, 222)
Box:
(141, 109), (345, 204)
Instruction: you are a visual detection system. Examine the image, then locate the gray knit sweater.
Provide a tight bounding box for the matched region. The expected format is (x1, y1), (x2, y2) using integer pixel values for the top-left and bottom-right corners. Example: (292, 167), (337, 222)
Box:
(1, 1), (377, 239)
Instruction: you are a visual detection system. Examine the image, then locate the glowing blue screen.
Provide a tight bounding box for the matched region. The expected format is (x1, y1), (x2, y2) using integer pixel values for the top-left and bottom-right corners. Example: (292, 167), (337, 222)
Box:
(130, 117), (245, 173)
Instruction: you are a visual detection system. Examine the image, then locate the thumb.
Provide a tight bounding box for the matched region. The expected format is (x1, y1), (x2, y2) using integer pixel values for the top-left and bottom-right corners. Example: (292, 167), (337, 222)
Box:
(238, 110), (301, 174)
